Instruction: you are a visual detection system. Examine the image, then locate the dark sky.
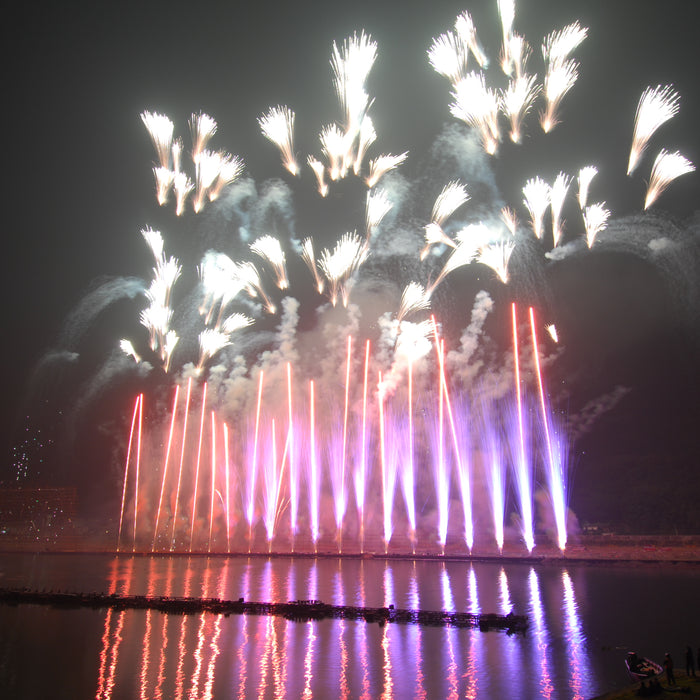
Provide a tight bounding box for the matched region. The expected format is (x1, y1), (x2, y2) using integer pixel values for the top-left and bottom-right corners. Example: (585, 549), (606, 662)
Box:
(2, 0), (699, 524)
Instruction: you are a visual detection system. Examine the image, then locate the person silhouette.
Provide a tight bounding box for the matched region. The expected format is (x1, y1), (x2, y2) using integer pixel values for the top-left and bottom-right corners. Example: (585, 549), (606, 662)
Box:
(663, 652), (675, 686)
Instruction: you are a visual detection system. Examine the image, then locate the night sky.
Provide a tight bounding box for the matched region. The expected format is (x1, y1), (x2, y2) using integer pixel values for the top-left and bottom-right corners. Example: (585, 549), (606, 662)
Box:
(3, 0), (699, 530)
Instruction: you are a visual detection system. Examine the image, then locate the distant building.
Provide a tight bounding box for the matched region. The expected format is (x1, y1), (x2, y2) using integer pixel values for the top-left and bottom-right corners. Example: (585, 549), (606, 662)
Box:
(0, 487), (77, 541)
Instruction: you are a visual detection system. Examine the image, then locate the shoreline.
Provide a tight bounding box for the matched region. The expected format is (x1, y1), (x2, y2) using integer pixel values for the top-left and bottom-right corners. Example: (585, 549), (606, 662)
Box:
(1, 537), (698, 565)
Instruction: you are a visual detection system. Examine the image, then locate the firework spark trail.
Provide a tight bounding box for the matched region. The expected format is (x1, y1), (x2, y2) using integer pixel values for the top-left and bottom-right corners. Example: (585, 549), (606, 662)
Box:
(171, 138), (183, 173)
(173, 172), (194, 216)
(397, 282), (431, 322)
(365, 152), (408, 188)
(223, 421), (231, 552)
(432, 181), (470, 228)
(501, 74), (540, 144)
(262, 419), (280, 544)
(331, 30), (377, 141)
(153, 166), (174, 206)
(512, 304), (535, 552)
(429, 320), (450, 549)
(355, 339), (371, 551)
(483, 408), (505, 552)
(542, 22), (587, 67)
(120, 339), (140, 364)
(190, 113), (218, 165)
(644, 148), (695, 209)
(627, 85), (681, 175)
(170, 377), (192, 548)
(188, 382), (208, 551)
(477, 239), (515, 283)
(455, 10), (488, 68)
(365, 188), (392, 241)
(117, 394), (141, 551)
(250, 235), (289, 290)
(576, 166), (598, 210)
(286, 364), (298, 541)
(131, 395), (144, 552)
(583, 203), (610, 248)
(523, 176), (551, 240)
(426, 232), (483, 296)
(436, 331), (473, 551)
(550, 172), (571, 247)
(354, 116), (376, 176)
(208, 153), (244, 202)
(309, 379), (320, 546)
(318, 232), (368, 307)
(339, 336), (352, 551)
(207, 411), (217, 552)
(450, 72), (500, 154)
(540, 59), (579, 133)
(247, 372), (264, 548)
(500, 206), (519, 235)
(428, 31), (470, 85)
(193, 150), (223, 213)
(403, 356), (416, 544)
(300, 237), (324, 295)
(420, 223), (457, 261)
(320, 123), (347, 181)
(258, 105), (299, 175)
(307, 156), (328, 197)
(497, 0), (515, 74)
(376, 372), (395, 550)
(141, 111), (174, 169)
(539, 22), (587, 133)
(152, 384), (180, 550)
(529, 308), (567, 551)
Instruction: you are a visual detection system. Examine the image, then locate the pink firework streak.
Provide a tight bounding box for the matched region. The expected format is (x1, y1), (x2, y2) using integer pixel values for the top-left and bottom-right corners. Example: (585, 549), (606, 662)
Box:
(530, 307), (568, 551)
(512, 304), (535, 552)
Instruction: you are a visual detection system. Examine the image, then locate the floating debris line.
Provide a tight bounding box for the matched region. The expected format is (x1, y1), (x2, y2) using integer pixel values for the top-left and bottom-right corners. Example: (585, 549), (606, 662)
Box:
(0, 588), (527, 634)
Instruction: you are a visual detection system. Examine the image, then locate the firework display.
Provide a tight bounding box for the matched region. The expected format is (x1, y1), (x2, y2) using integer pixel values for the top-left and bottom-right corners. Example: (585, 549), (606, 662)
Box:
(65, 2), (694, 557)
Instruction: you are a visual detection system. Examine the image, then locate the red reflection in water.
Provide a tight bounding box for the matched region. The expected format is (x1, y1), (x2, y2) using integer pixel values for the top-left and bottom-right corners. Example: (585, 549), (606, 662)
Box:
(95, 557), (135, 699)
(528, 568), (554, 700)
(188, 565), (213, 699)
(408, 564), (426, 700)
(138, 558), (159, 699)
(154, 557), (175, 700)
(256, 562), (275, 698)
(463, 566), (479, 699)
(174, 562), (195, 700)
(357, 561), (371, 700)
(381, 564), (394, 698)
(333, 563), (350, 699)
(202, 561), (229, 700)
(440, 566), (459, 699)
(301, 621), (317, 699)
(236, 563), (252, 700)
(562, 569), (591, 700)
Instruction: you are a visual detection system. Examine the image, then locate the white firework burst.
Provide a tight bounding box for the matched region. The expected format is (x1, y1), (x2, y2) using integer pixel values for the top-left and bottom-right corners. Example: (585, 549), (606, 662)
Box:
(644, 149), (695, 209)
(259, 105), (299, 175)
(450, 72), (500, 154)
(550, 172), (571, 247)
(627, 85), (681, 175)
(250, 235), (289, 290)
(397, 282), (431, 321)
(582, 202), (610, 248)
(523, 176), (551, 239)
(190, 112), (218, 165)
(365, 152), (408, 188)
(141, 111), (174, 169)
(577, 166), (598, 210)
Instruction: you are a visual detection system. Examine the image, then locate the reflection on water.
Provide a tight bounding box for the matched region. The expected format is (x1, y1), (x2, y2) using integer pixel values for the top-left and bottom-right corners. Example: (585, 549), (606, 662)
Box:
(7, 553), (692, 698)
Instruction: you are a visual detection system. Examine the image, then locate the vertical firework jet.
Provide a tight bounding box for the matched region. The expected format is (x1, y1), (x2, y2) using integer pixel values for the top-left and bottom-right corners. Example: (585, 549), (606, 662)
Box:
(108, 4), (692, 559)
